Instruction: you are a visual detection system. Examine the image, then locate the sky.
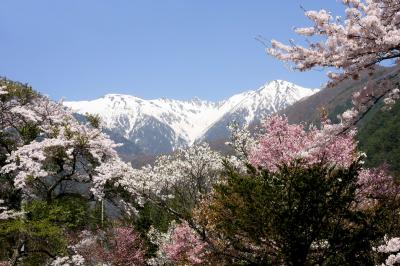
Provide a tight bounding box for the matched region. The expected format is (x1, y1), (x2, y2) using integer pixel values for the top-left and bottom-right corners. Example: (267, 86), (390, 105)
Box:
(0, 1), (344, 101)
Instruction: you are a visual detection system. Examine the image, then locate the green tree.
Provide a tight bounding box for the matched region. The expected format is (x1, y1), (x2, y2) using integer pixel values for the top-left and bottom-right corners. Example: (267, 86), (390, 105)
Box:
(196, 161), (390, 265)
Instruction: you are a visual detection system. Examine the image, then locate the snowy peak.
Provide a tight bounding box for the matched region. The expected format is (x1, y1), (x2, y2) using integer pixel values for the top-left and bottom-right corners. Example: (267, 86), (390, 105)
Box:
(254, 80), (318, 106)
(196, 80), (318, 141)
(65, 93), (221, 146)
(64, 80), (318, 154)
(213, 80), (317, 123)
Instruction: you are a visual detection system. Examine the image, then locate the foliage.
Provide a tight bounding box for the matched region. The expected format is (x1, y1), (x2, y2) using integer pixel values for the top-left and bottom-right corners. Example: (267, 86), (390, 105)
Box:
(0, 201), (68, 265)
(84, 113), (101, 129)
(358, 99), (400, 175)
(132, 201), (176, 259)
(25, 197), (89, 231)
(192, 115), (400, 265)
(195, 160), (400, 265)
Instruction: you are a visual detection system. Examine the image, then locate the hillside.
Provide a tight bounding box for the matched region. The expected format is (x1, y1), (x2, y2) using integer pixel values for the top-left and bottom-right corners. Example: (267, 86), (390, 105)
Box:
(357, 100), (400, 175)
(281, 66), (400, 175)
(282, 66), (397, 125)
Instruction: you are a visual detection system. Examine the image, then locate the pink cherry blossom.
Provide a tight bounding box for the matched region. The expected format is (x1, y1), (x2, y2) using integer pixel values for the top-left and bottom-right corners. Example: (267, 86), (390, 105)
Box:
(268, 0), (400, 127)
(162, 222), (208, 265)
(249, 115), (357, 171)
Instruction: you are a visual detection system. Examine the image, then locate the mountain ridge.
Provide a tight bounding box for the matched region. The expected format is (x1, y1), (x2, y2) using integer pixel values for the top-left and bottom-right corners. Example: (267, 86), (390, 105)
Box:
(64, 80), (318, 156)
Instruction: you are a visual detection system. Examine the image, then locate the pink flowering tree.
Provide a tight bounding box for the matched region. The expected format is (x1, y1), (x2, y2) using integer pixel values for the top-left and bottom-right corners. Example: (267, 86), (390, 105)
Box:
(267, 0), (400, 128)
(250, 115), (400, 205)
(357, 166), (400, 208)
(250, 115), (357, 171)
(51, 226), (146, 266)
(190, 115), (400, 264)
(148, 221), (208, 265)
(101, 226), (146, 265)
(163, 222), (207, 265)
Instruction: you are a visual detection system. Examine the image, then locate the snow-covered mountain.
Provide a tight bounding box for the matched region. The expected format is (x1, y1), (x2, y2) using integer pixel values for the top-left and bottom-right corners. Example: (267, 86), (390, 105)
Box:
(64, 80), (318, 155)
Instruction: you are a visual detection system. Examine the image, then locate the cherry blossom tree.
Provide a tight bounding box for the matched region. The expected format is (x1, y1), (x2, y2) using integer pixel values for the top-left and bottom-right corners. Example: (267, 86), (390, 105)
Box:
(226, 122), (256, 161)
(357, 166), (400, 209)
(250, 116), (400, 205)
(0, 79), (137, 264)
(110, 143), (225, 265)
(0, 80), (40, 212)
(150, 142), (223, 199)
(65, 226), (146, 266)
(148, 221), (208, 265)
(267, 0), (400, 128)
(118, 142), (224, 222)
(0, 82), (125, 203)
(250, 115), (357, 171)
(102, 226), (146, 265)
(191, 115), (400, 264)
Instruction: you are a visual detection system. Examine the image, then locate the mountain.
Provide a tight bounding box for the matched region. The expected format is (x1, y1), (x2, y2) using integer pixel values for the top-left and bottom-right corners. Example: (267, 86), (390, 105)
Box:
(199, 80), (318, 143)
(64, 80), (318, 157)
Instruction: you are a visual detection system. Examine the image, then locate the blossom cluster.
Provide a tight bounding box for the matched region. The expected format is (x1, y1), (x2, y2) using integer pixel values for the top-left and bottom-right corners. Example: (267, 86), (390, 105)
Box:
(50, 255), (85, 266)
(118, 143), (223, 203)
(269, 0), (400, 84)
(250, 115), (357, 171)
(52, 227), (146, 266)
(0, 199), (24, 220)
(148, 221), (208, 265)
(375, 236), (400, 266)
(0, 87), (124, 200)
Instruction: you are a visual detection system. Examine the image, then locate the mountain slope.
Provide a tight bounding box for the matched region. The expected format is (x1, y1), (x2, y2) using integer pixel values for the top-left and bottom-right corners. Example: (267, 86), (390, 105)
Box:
(357, 100), (400, 175)
(281, 66), (397, 125)
(64, 80), (318, 156)
(280, 66), (400, 175)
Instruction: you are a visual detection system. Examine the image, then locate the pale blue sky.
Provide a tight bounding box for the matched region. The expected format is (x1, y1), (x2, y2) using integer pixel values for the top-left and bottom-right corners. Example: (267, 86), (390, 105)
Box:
(0, 1), (343, 101)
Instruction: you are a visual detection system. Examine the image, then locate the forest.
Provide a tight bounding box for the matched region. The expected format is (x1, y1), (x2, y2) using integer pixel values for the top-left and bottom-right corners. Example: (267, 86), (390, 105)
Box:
(1, 0), (400, 265)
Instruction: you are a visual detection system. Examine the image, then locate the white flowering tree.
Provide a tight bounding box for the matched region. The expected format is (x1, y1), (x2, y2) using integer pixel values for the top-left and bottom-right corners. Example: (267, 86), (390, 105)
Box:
(268, 0), (400, 129)
(105, 143), (224, 265)
(0, 79), (134, 265)
(0, 81), (40, 211)
(119, 143), (224, 221)
(226, 122), (256, 161)
(0, 87), (122, 203)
